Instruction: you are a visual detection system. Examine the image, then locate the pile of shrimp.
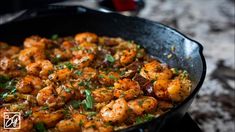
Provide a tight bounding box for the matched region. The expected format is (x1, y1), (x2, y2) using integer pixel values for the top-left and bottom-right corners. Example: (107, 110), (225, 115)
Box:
(0, 32), (192, 132)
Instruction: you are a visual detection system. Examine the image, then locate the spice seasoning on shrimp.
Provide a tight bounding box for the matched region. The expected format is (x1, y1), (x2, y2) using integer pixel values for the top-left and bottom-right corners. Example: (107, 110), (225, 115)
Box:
(0, 32), (192, 131)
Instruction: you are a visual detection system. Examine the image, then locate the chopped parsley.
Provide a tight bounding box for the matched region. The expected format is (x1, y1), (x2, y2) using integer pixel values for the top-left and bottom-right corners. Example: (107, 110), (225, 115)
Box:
(135, 114), (155, 124)
(56, 62), (75, 70)
(52, 54), (61, 64)
(0, 75), (10, 83)
(64, 62), (74, 70)
(105, 54), (115, 63)
(75, 70), (83, 76)
(86, 111), (97, 117)
(24, 110), (32, 117)
(70, 100), (81, 109)
(98, 74), (105, 78)
(108, 75), (117, 80)
(41, 106), (49, 110)
(171, 68), (179, 75)
(71, 46), (84, 51)
(34, 122), (47, 132)
(78, 81), (91, 88)
(0, 78), (17, 100)
(82, 89), (94, 110)
(51, 34), (59, 40)
(182, 70), (189, 79)
(64, 88), (71, 93)
(79, 120), (84, 126)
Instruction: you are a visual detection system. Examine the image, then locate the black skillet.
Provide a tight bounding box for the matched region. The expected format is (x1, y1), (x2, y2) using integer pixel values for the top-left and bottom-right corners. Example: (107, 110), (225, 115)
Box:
(0, 5), (206, 132)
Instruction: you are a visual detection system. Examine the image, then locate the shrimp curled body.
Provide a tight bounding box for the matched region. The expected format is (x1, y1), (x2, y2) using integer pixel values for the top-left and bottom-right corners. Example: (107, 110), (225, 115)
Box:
(100, 98), (128, 123)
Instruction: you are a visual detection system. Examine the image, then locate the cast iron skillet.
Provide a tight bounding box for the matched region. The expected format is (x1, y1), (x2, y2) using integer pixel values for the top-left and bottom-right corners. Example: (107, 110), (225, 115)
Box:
(0, 5), (206, 132)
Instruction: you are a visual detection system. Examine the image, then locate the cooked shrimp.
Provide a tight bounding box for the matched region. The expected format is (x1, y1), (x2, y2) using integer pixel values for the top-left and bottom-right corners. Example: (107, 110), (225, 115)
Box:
(32, 110), (64, 127)
(56, 114), (87, 132)
(98, 37), (122, 46)
(98, 71), (120, 86)
(167, 77), (191, 102)
(71, 54), (94, 68)
(56, 84), (74, 105)
(153, 79), (169, 100)
(61, 41), (74, 50)
(119, 49), (137, 66)
(56, 119), (80, 132)
(114, 78), (142, 100)
(140, 61), (173, 80)
(16, 75), (43, 94)
(0, 42), (20, 57)
(157, 65), (173, 80)
(53, 48), (72, 61)
(154, 77), (191, 102)
(128, 96), (158, 115)
(140, 60), (161, 80)
(18, 47), (45, 66)
(114, 41), (137, 65)
(0, 33), (193, 131)
(83, 120), (113, 132)
(24, 35), (45, 49)
(78, 42), (98, 53)
(49, 68), (71, 82)
(0, 56), (15, 70)
(24, 35), (55, 49)
(100, 98), (128, 123)
(36, 85), (57, 107)
(75, 67), (97, 80)
(75, 32), (98, 43)
(15, 118), (34, 132)
(71, 42), (97, 67)
(26, 60), (53, 79)
(37, 83), (74, 107)
(92, 88), (113, 103)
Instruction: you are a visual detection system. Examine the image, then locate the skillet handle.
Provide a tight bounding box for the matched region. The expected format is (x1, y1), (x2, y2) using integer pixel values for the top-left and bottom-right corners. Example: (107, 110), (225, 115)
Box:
(9, 5), (101, 22)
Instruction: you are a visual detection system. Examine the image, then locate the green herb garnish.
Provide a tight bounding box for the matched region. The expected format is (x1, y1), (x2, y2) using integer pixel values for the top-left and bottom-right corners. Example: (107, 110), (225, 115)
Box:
(108, 75), (117, 80)
(105, 54), (115, 63)
(51, 34), (59, 40)
(86, 111), (97, 117)
(182, 70), (188, 79)
(41, 106), (49, 110)
(70, 100), (81, 109)
(78, 81), (85, 86)
(135, 114), (155, 124)
(0, 78), (17, 100)
(24, 110), (32, 117)
(34, 122), (47, 132)
(171, 68), (179, 75)
(82, 89), (94, 110)
(98, 74), (105, 78)
(78, 81), (91, 88)
(79, 120), (84, 126)
(64, 62), (74, 70)
(0, 75), (10, 83)
(52, 54), (61, 64)
(75, 70), (83, 76)
(64, 88), (71, 93)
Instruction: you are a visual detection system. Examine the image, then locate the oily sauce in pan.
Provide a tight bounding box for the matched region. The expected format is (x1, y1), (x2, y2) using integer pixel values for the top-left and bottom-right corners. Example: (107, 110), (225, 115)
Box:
(0, 32), (191, 132)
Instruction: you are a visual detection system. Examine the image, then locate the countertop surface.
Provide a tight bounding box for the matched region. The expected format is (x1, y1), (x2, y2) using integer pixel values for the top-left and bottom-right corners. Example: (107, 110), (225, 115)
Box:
(0, 0), (234, 132)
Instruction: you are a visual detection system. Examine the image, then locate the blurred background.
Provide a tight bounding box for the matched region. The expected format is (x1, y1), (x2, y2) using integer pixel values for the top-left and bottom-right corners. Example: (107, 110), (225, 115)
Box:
(0, 0), (234, 132)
